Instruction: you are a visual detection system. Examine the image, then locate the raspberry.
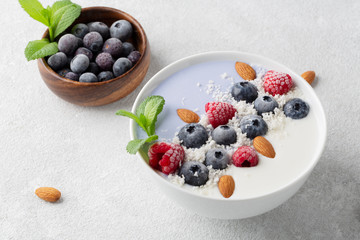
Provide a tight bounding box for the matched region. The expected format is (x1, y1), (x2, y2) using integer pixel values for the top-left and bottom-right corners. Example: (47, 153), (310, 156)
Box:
(232, 146), (259, 167)
(205, 102), (237, 128)
(148, 142), (185, 174)
(263, 70), (293, 96)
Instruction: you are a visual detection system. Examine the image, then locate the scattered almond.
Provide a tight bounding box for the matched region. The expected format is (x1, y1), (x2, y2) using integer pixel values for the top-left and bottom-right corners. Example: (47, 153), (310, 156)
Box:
(35, 187), (61, 202)
(301, 71), (316, 85)
(235, 62), (256, 80)
(253, 136), (276, 158)
(177, 109), (200, 123)
(218, 175), (235, 198)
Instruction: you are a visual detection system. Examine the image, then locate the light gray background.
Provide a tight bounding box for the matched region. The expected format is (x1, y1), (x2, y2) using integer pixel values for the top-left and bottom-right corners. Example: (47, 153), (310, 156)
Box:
(1, 0), (359, 239)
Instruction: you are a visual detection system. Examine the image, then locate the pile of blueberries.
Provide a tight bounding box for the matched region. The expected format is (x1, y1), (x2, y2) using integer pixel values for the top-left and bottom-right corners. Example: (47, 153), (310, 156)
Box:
(47, 20), (141, 83)
(176, 81), (310, 186)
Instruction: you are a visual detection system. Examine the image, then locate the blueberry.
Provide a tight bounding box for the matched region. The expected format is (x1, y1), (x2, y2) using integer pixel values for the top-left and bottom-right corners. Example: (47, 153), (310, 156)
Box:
(254, 95), (279, 115)
(178, 123), (208, 148)
(83, 32), (103, 52)
(178, 161), (209, 186)
(75, 47), (93, 61)
(211, 125), (237, 145)
(283, 98), (310, 119)
(70, 54), (90, 74)
(71, 23), (89, 39)
(58, 34), (80, 55)
(120, 42), (135, 57)
(97, 71), (114, 82)
(65, 72), (79, 81)
(95, 52), (114, 71)
(113, 57), (133, 77)
(231, 81), (258, 103)
(240, 115), (268, 139)
(47, 52), (67, 71)
(87, 62), (101, 75)
(204, 148), (230, 170)
(102, 38), (122, 58)
(79, 72), (98, 83)
(57, 68), (71, 77)
(127, 50), (141, 65)
(110, 20), (133, 41)
(88, 22), (109, 39)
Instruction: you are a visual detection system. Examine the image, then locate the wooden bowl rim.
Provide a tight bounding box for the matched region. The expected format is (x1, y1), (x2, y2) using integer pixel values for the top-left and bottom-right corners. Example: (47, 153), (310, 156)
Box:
(38, 6), (148, 86)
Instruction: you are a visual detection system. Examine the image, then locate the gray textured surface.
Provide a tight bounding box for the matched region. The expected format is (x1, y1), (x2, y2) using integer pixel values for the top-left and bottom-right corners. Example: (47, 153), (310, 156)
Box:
(1, 0), (359, 239)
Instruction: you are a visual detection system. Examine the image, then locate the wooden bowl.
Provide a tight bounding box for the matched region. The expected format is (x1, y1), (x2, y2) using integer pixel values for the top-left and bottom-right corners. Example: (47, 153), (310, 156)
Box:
(37, 7), (150, 106)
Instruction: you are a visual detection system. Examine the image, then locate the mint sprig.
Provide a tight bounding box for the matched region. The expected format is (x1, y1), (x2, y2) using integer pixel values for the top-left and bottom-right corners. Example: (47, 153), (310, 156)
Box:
(116, 96), (165, 155)
(19, 0), (81, 61)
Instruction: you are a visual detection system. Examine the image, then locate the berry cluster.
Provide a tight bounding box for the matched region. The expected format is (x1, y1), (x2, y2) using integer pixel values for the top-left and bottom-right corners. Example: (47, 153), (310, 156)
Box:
(47, 20), (141, 83)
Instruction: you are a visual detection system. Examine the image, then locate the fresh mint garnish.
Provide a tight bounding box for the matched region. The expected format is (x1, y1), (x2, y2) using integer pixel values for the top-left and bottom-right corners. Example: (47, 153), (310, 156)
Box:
(116, 95), (165, 155)
(19, 0), (81, 61)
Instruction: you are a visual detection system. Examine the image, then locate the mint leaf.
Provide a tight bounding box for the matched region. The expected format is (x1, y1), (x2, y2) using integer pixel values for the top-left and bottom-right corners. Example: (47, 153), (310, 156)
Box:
(136, 96), (163, 117)
(144, 96), (165, 135)
(24, 39), (58, 61)
(19, 0), (49, 26)
(126, 135), (158, 154)
(52, 3), (81, 39)
(116, 110), (148, 134)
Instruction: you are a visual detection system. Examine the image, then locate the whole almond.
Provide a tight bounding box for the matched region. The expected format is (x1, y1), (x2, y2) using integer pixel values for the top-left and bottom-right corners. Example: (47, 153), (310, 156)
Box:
(177, 109), (200, 123)
(253, 136), (276, 158)
(301, 71), (316, 85)
(35, 187), (61, 202)
(235, 62), (256, 80)
(218, 175), (235, 198)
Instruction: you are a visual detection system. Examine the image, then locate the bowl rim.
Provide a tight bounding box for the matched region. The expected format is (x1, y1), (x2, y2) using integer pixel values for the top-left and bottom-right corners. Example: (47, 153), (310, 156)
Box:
(130, 51), (327, 201)
(38, 6), (148, 86)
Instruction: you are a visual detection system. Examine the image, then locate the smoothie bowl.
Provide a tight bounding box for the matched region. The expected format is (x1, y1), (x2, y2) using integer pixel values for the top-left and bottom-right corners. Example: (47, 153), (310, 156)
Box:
(128, 51), (326, 219)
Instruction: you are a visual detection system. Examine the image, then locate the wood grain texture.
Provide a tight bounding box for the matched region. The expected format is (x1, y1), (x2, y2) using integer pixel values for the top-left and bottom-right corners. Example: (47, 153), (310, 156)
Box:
(37, 7), (150, 106)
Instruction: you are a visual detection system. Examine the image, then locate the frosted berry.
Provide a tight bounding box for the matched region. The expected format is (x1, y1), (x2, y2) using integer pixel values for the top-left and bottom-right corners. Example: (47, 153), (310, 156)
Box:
(211, 125), (237, 146)
(71, 23), (89, 39)
(231, 81), (258, 103)
(47, 52), (67, 71)
(83, 32), (103, 52)
(254, 95), (279, 115)
(205, 102), (237, 128)
(58, 34), (79, 55)
(97, 71), (114, 82)
(70, 54), (90, 74)
(88, 22), (109, 39)
(263, 70), (293, 96)
(240, 115), (268, 139)
(113, 57), (132, 77)
(121, 42), (135, 57)
(178, 161), (209, 186)
(178, 123), (208, 149)
(148, 142), (185, 175)
(102, 38), (122, 58)
(232, 146), (259, 167)
(75, 47), (93, 61)
(95, 52), (114, 71)
(110, 20), (133, 41)
(127, 50), (141, 65)
(79, 72), (98, 83)
(205, 148), (230, 170)
(65, 72), (79, 81)
(283, 98), (310, 119)
(87, 62), (101, 75)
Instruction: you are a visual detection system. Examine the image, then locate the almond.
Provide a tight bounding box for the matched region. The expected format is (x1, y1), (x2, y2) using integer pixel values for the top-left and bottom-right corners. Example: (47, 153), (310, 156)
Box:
(177, 109), (200, 123)
(301, 71), (316, 85)
(35, 187), (61, 202)
(218, 175), (235, 198)
(235, 62), (256, 80)
(253, 136), (276, 158)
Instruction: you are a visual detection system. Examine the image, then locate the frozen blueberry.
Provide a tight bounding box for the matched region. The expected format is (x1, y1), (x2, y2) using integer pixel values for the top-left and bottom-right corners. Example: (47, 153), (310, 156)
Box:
(57, 68), (71, 77)
(178, 123), (208, 148)
(97, 71), (114, 82)
(75, 47), (93, 61)
(58, 34), (80, 55)
(120, 42), (135, 57)
(83, 32), (103, 52)
(70, 54), (90, 74)
(178, 161), (209, 186)
(283, 98), (310, 119)
(110, 20), (133, 41)
(71, 23), (89, 39)
(240, 115), (268, 139)
(211, 125), (237, 145)
(88, 22), (109, 39)
(76, 37), (83, 47)
(113, 57), (133, 77)
(79, 72), (98, 83)
(205, 148), (230, 170)
(65, 72), (79, 81)
(254, 95), (279, 115)
(87, 62), (101, 75)
(102, 38), (122, 58)
(47, 52), (67, 71)
(231, 81), (258, 103)
(95, 52), (114, 71)
(127, 51), (141, 65)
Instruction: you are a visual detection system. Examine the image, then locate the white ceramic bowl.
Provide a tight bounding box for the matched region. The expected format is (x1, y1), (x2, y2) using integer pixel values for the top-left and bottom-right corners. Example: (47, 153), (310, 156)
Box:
(130, 51), (327, 219)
